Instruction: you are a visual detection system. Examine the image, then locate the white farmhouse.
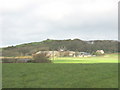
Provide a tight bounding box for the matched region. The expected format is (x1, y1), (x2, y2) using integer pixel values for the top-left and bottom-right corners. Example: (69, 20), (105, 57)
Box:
(96, 50), (104, 54)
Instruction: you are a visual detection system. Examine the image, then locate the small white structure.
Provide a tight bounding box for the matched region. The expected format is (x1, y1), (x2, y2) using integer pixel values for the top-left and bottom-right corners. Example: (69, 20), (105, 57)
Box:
(96, 50), (104, 54)
(78, 52), (92, 57)
(68, 51), (76, 57)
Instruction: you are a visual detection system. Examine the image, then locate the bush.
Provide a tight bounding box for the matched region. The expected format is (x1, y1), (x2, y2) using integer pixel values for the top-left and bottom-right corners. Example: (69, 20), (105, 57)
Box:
(32, 53), (51, 63)
(2, 58), (17, 63)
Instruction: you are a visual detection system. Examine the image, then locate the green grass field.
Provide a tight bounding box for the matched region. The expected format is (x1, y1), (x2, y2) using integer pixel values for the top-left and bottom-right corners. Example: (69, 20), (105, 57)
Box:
(51, 54), (118, 63)
(2, 54), (118, 88)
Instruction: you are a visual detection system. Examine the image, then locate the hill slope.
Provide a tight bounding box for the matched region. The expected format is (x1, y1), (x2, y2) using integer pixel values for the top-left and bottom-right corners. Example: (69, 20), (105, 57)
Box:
(2, 39), (119, 56)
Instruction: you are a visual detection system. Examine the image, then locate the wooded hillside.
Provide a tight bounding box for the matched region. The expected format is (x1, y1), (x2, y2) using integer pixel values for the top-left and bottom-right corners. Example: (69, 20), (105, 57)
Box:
(1, 39), (119, 57)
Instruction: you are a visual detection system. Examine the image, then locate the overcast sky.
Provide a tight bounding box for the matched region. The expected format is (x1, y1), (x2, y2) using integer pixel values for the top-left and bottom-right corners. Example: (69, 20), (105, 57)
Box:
(0, 0), (118, 47)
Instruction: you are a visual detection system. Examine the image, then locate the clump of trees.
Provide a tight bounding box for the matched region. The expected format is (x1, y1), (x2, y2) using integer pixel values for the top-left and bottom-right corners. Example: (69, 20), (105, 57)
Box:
(32, 53), (52, 63)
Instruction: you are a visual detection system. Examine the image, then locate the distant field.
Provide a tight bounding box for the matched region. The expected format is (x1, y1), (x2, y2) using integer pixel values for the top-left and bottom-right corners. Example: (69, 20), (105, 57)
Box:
(51, 54), (118, 63)
(2, 54), (118, 88)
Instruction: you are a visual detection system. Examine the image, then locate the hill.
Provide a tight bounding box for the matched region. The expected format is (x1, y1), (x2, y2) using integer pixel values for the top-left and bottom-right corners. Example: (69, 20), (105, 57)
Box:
(1, 39), (119, 57)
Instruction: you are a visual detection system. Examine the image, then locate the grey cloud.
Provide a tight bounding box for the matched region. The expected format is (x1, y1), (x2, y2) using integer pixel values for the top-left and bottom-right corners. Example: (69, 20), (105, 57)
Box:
(1, 0), (118, 47)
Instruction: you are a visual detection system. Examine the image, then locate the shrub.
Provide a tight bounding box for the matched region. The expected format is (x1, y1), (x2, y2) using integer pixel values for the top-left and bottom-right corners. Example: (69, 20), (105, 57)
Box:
(2, 58), (17, 63)
(32, 53), (51, 63)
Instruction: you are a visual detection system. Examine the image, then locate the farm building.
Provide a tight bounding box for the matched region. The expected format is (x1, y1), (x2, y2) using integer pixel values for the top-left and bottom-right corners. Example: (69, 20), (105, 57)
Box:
(96, 50), (104, 54)
(77, 52), (92, 57)
(36, 51), (60, 57)
(35, 51), (92, 57)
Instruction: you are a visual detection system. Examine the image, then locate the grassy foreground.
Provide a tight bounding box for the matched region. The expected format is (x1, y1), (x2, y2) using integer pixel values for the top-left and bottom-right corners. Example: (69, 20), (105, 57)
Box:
(2, 54), (118, 88)
(3, 63), (118, 88)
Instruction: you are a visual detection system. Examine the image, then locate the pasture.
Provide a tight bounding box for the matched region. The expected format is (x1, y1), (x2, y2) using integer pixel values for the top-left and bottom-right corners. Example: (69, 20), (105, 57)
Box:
(2, 54), (118, 88)
(52, 54), (118, 63)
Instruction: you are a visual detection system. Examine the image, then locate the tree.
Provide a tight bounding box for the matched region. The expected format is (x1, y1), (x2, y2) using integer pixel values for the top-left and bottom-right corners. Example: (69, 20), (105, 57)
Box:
(32, 53), (52, 63)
